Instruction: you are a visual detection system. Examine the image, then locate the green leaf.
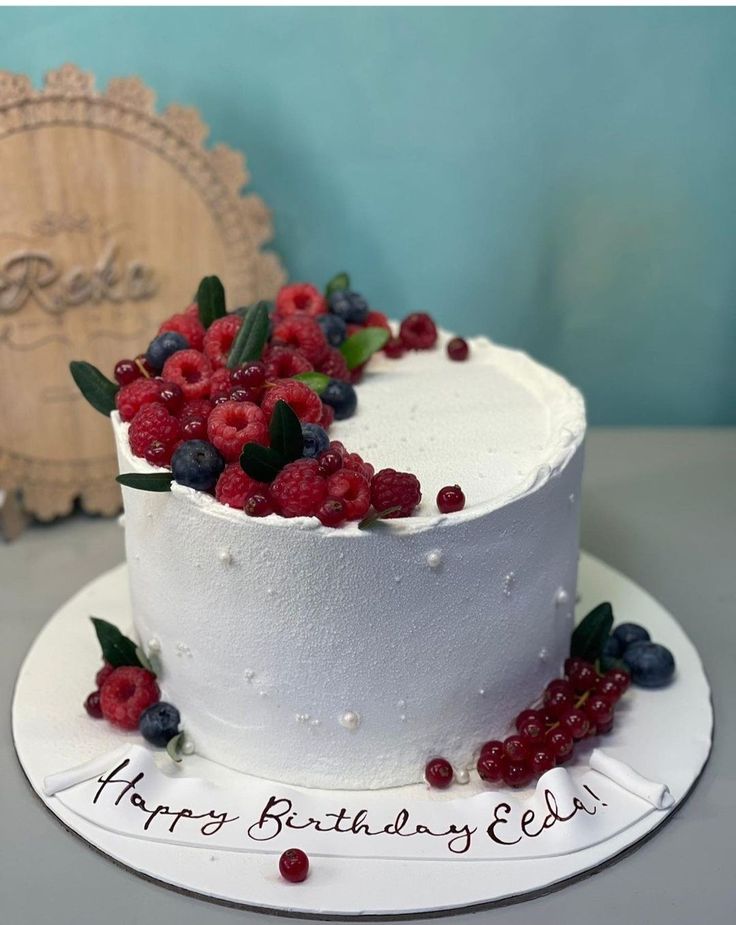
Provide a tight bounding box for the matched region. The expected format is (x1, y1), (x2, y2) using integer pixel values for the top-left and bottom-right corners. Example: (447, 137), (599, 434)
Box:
(340, 326), (390, 371)
(116, 472), (174, 492)
(358, 506), (402, 529)
(166, 731), (185, 763)
(196, 276), (226, 328)
(90, 617), (145, 669)
(570, 601), (615, 662)
(69, 361), (118, 416)
(234, 300), (273, 318)
(227, 300), (270, 368)
(292, 371), (330, 395)
(269, 399), (303, 462)
(240, 443), (287, 483)
(325, 272), (350, 297)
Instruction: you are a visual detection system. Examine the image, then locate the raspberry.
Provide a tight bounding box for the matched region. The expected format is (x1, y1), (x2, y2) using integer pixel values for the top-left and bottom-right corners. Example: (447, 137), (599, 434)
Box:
(331, 442), (374, 481)
(316, 346), (351, 382)
(185, 302), (200, 318)
(383, 336), (405, 359)
(270, 458), (327, 517)
(129, 404), (181, 462)
(162, 349), (213, 400)
(203, 314), (242, 369)
(114, 359), (142, 386)
(159, 312), (206, 351)
(325, 468), (371, 521)
(317, 498), (346, 527)
(179, 399), (213, 422)
(99, 666), (160, 731)
(447, 336), (469, 361)
(261, 379), (323, 424)
(399, 312), (438, 350)
(215, 463), (269, 509)
(95, 663), (114, 688)
(263, 345), (313, 380)
(425, 757), (453, 789)
(84, 691), (103, 718)
(364, 310), (391, 332)
(437, 484), (465, 514)
(207, 400), (269, 462)
(209, 366), (234, 401)
(275, 282), (327, 318)
(115, 377), (167, 422)
(272, 315), (328, 365)
(279, 848), (310, 883)
(370, 468), (422, 518)
(319, 402), (335, 429)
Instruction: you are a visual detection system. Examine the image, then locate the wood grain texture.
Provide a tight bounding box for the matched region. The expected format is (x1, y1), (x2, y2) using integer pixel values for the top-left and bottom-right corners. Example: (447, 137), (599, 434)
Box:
(0, 65), (285, 525)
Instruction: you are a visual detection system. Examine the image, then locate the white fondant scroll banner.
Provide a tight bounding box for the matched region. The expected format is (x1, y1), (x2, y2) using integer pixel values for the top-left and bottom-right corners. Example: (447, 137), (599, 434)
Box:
(43, 746), (673, 862)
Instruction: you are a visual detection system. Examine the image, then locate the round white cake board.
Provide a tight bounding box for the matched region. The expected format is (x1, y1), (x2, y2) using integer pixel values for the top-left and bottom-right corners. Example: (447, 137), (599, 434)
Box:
(12, 553), (712, 916)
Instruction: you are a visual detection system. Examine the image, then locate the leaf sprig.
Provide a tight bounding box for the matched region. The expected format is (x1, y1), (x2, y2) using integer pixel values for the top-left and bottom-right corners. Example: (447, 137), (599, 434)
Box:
(340, 326), (389, 370)
(227, 301), (270, 368)
(196, 276), (227, 328)
(69, 361), (119, 416)
(240, 399), (304, 483)
(91, 617), (147, 669)
(570, 602), (614, 662)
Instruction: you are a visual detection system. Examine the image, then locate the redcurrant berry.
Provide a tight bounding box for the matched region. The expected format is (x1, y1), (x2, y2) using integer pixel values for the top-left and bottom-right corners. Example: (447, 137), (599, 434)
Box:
(546, 727), (574, 762)
(477, 753), (503, 783)
(502, 757), (533, 788)
(479, 740), (504, 761)
(84, 690), (103, 718)
(529, 745), (556, 776)
(383, 336), (405, 359)
(279, 848), (309, 883)
(244, 494), (274, 517)
(606, 667), (631, 695)
(425, 757), (454, 789)
(516, 709), (545, 741)
(503, 735), (530, 762)
(114, 359), (142, 386)
(446, 337), (469, 361)
(231, 361), (266, 390)
(560, 707), (591, 740)
(436, 484), (465, 514)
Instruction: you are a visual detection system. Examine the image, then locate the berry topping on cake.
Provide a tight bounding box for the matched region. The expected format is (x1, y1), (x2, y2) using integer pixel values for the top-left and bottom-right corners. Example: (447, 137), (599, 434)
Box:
(399, 312), (438, 350)
(171, 440), (225, 492)
(263, 345), (314, 379)
(244, 493), (275, 517)
(158, 312), (206, 351)
(215, 464), (269, 510)
(301, 423), (330, 459)
(162, 349), (213, 400)
(207, 400), (269, 462)
(425, 757), (454, 789)
(209, 366), (236, 402)
(145, 331), (189, 372)
(325, 469), (371, 521)
(317, 498), (347, 527)
(316, 346), (351, 382)
(231, 361), (267, 391)
(370, 469), (422, 517)
(328, 289), (369, 324)
(317, 447), (343, 476)
(446, 336), (469, 361)
(203, 314), (243, 369)
(622, 641), (675, 688)
(95, 662), (115, 688)
(114, 359), (142, 386)
(383, 336), (405, 359)
(276, 282), (327, 318)
(270, 458), (328, 517)
(364, 310), (391, 332)
(272, 315), (329, 365)
(317, 313), (347, 347)
(279, 848), (310, 883)
(84, 690), (103, 719)
(129, 403), (181, 464)
(99, 666), (160, 730)
(321, 379), (357, 420)
(139, 702), (181, 747)
(261, 379), (323, 424)
(436, 484), (465, 514)
(116, 377), (168, 422)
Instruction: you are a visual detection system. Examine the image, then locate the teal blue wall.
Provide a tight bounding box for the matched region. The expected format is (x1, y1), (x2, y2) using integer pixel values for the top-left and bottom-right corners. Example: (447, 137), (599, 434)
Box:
(3, 7), (735, 424)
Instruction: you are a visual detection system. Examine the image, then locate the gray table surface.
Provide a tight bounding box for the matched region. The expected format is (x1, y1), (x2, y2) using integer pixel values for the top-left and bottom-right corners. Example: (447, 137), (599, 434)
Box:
(2, 428), (734, 924)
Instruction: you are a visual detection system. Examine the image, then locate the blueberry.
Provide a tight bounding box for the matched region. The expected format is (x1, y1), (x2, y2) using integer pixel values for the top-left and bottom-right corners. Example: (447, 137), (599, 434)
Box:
(622, 641), (675, 688)
(146, 332), (189, 372)
(139, 702), (181, 747)
(301, 423), (330, 458)
(321, 379), (357, 420)
(171, 440), (225, 492)
(599, 634), (623, 671)
(613, 623), (651, 650)
(328, 290), (369, 325)
(317, 314), (347, 347)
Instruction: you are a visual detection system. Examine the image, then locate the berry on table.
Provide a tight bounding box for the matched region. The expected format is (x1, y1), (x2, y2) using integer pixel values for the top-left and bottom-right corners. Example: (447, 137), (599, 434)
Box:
(399, 313), (438, 350)
(207, 400), (269, 462)
(139, 702), (181, 747)
(613, 623), (651, 650)
(425, 757), (454, 789)
(203, 314), (243, 369)
(436, 484), (465, 514)
(99, 666), (160, 730)
(383, 336), (405, 359)
(317, 313), (347, 347)
(272, 315), (328, 365)
(215, 464), (268, 510)
(370, 468), (421, 517)
(559, 707), (591, 740)
(244, 493), (275, 518)
(328, 289), (369, 324)
(158, 311), (206, 352)
(145, 331), (189, 372)
(261, 379), (324, 424)
(279, 848), (310, 883)
(171, 440), (225, 492)
(84, 690), (103, 718)
(325, 468), (371, 521)
(276, 282), (327, 318)
(477, 753), (504, 783)
(269, 458), (327, 518)
(623, 641), (675, 688)
(316, 498), (347, 528)
(447, 337), (469, 361)
(263, 345), (313, 380)
(114, 359), (142, 386)
(162, 349), (213, 400)
(321, 379), (358, 420)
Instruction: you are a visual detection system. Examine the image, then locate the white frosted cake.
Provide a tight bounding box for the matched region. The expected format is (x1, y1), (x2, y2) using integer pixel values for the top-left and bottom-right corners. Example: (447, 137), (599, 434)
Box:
(113, 329), (585, 789)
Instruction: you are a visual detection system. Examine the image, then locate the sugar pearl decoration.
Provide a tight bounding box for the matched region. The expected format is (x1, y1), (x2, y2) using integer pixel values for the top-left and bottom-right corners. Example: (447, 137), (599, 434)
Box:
(455, 768), (470, 785)
(503, 572), (516, 596)
(243, 669), (255, 682)
(181, 736), (195, 755)
(426, 549), (443, 569)
(339, 711), (361, 730)
(555, 587), (569, 607)
(147, 637), (161, 654)
(539, 647), (550, 662)
(218, 549), (233, 565)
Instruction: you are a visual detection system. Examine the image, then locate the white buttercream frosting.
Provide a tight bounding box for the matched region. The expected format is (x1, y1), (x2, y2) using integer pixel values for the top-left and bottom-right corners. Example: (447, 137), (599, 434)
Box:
(113, 333), (585, 789)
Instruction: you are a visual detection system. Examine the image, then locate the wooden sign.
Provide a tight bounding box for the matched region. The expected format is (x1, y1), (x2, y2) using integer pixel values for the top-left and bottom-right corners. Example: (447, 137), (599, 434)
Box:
(0, 65), (285, 529)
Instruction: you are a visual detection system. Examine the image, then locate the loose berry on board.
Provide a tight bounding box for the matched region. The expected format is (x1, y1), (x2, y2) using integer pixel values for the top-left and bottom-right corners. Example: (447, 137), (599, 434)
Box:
(328, 289), (369, 325)
(370, 468), (421, 518)
(162, 350), (213, 400)
(272, 315), (328, 365)
(321, 379), (358, 420)
(545, 727), (574, 763)
(263, 345), (313, 380)
(114, 359), (142, 386)
(84, 690), (103, 719)
(279, 848), (310, 883)
(231, 361), (266, 391)
(325, 468), (371, 521)
(477, 753), (504, 782)
(436, 484), (465, 514)
(139, 702), (181, 747)
(317, 498), (347, 528)
(99, 666), (160, 731)
(613, 623), (651, 650)
(317, 313), (347, 347)
(399, 312), (438, 350)
(565, 658), (598, 693)
(516, 709), (545, 741)
(446, 337), (469, 361)
(585, 693), (615, 728)
(261, 379), (324, 425)
(479, 740), (505, 761)
(215, 464), (268, 510)
(543, 678), (575, 716)
(203, 315), (242, 369)
(383, 336), (405, 359)
(158, 311), (206, 351)
(502, 757), (533, 789)
(244, 493), (275, 518)
(529, 745), (556, 776)
(276, 282), (327, 318)
(559, 708), (591, 740)
(623, 641), (675, 688)
(207, 400), (269, 462)
(503, 735), (530, 762)
(605, 667), (631, 695)
(269, 458), (328, 518)
(425, 757), (454, 789)
(301, 423), (330, 459)
(171, 440), (225, 492)
(145, 331), (189, 372)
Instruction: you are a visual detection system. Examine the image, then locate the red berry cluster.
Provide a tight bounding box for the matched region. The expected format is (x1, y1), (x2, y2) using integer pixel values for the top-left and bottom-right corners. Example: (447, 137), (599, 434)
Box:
(426, 659), (630, 790)
(85, 662), (160, 731)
